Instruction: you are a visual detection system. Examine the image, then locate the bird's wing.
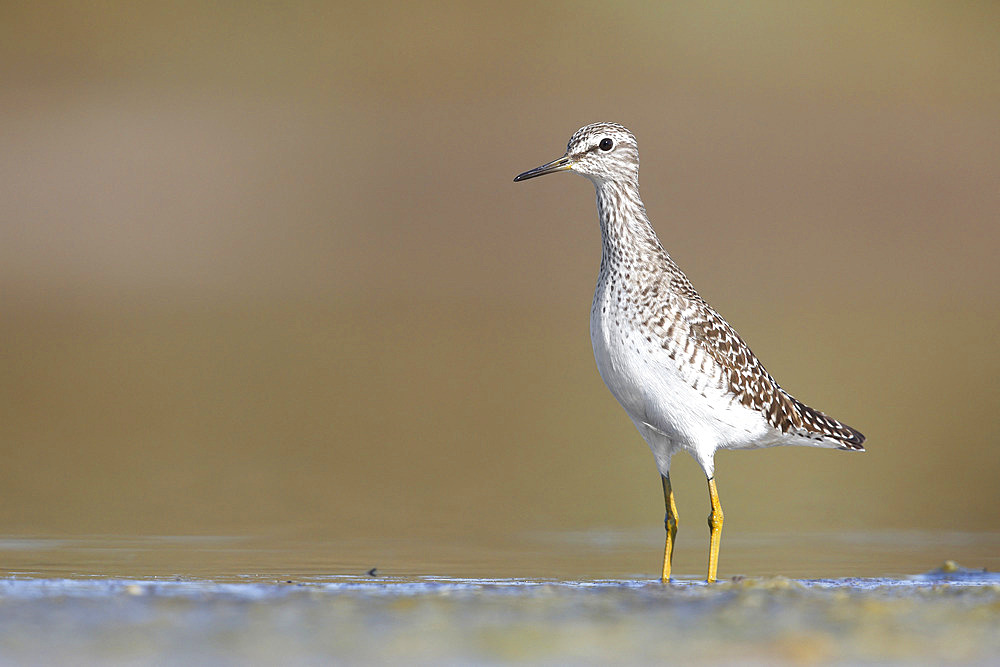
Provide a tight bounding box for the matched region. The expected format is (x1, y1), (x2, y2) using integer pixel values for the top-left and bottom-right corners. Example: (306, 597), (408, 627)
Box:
(662, 277), (866, 450)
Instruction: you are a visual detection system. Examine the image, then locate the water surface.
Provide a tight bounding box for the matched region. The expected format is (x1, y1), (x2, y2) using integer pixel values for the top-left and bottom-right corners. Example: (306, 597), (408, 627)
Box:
(2, 530), (997, 582)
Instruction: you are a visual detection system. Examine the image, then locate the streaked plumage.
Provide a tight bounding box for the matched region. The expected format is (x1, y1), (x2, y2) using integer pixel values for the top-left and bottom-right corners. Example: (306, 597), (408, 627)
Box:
(515, 122), (865, 582)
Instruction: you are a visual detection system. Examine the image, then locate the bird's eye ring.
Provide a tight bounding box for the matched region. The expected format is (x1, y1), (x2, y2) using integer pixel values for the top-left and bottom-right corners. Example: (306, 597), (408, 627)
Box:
(599, 138), (613, 151)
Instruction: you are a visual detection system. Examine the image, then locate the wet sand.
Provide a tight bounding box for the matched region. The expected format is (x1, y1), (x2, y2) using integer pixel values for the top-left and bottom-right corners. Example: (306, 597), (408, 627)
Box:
(1, 568), (997, 665)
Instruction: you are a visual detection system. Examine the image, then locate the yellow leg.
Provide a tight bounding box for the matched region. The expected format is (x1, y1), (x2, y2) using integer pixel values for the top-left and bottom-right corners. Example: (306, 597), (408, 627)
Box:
(660, 473), (679, 583)
(706, 477), (724, 583)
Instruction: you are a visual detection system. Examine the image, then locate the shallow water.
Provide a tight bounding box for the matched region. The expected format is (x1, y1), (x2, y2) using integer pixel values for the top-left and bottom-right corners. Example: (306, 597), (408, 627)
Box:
(2, 570), (998, 665)
(1, 530), (997, 582)
(1, 532), (998, 664)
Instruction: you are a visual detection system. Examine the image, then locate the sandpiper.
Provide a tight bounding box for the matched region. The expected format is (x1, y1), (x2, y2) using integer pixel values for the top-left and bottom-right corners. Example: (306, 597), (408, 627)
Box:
(514, 122), (865, 583)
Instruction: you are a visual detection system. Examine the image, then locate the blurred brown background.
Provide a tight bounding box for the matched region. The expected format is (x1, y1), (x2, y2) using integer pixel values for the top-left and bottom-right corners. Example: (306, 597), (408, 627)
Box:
(1, 3), (998, 573)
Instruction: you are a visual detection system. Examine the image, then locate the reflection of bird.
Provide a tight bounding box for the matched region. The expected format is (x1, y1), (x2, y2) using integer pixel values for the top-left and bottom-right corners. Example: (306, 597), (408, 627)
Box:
(514, 123), (865, 583)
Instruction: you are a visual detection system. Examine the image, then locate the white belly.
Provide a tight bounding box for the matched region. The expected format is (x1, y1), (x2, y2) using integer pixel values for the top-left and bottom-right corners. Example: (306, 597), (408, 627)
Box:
(589, 285), (774, 475)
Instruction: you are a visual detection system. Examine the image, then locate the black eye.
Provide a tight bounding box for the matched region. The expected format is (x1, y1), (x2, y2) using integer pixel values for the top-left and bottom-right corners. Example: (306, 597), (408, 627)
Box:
(599, 138), (613, 151)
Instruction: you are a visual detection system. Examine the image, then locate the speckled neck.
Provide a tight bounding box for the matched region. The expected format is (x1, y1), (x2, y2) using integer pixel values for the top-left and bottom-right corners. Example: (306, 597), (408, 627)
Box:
(595, 180), (667, 270)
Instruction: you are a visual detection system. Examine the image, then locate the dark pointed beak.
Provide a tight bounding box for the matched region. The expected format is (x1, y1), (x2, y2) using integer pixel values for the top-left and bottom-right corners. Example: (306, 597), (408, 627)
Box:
(513, 155), (573, 182)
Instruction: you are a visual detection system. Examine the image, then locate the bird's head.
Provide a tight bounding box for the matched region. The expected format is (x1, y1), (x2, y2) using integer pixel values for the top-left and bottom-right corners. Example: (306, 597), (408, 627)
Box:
(514, 122), (639, 186)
